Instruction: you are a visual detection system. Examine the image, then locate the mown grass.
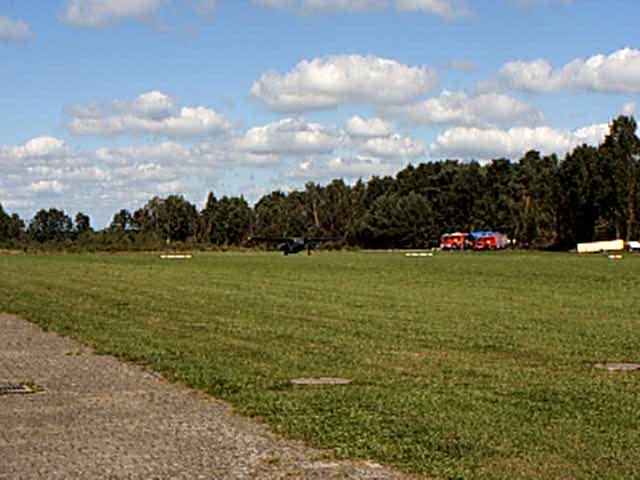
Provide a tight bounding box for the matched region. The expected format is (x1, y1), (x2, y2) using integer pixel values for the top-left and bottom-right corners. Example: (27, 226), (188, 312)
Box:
(1, 251), (639, 478)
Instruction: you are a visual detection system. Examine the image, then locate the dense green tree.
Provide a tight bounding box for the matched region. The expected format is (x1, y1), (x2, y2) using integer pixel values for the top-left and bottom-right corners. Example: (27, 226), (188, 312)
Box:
(201, 192), (218, 242)
(8, 214), (25, 241)
(473, 159), (517, 235)
(362, 176), (395, 211)
(201, 192), (254, 245)
(110, 209), (133, 232)
(597, 115), (640, 241)
(75, 212), (92, 234)
(303, 182), (323, 234)
(132, 207), (151, 234)
(512, 151), (560, 248)
(27, 208), (73, 243)
(355, 191), (437, 248)
(253, 190), (306, 238)
(345, 179), (368, 244)
(303, 179), (352, 238)
(557, 145), (599, 247)
(137, 196), (199, 243)
(450, 161), (484, 232)
(0, 204), (10, 241)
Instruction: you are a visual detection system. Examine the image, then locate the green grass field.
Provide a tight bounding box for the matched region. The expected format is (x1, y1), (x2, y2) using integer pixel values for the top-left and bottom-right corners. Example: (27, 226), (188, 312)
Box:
(1, 251), (639, 478)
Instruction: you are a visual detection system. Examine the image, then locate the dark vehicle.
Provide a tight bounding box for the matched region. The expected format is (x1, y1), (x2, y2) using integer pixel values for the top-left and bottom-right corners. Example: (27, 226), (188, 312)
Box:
(249, 236), (343, 255)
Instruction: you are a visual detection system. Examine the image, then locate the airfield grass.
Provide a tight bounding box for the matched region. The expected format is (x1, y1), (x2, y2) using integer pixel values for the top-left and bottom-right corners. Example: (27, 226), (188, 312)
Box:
(1, 251), (639, 478)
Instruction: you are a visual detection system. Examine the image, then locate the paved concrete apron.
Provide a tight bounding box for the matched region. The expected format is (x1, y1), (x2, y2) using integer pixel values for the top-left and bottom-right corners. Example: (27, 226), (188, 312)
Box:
(0, 314), (407, 479)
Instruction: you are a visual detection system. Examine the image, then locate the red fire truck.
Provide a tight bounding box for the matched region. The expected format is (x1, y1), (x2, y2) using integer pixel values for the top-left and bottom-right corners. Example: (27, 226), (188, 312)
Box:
(440, 232), (470, 250)
(440, 231), (509, 250)
(470, 231), (509, 250)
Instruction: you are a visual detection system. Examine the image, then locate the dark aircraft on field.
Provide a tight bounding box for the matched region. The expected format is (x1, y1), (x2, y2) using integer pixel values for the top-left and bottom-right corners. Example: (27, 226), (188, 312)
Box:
(249, 236), (343, 255)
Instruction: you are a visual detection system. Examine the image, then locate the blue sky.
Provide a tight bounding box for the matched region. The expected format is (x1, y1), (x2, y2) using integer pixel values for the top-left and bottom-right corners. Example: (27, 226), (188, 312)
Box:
(1, 0), (639, 227)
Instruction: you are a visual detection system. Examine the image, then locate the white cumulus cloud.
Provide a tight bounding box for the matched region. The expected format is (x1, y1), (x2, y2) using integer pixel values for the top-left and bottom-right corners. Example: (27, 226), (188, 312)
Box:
(345, 116), (394, 138)
(233, 117), (425, 162)
(0, 136), (94, 217)
(499, 48), (640, 93)
(157, 179), (187, 193)
(431, 123), (610, 160)
(234, 118), (345, 154)
(253, 0), (471, 18)
(62, 0), (215, 27)
(621, 102), (637, 117)
(395, 0), (471, 19)
(361, 134), (426, 158)
(3, 137), (71, 160)
(388, 90), (545, 127)
(1, 137), (85, 179)
(62, 0), (167, 27)
(288, 155), (397, 181)
(251, 54), (439, 112)
(0, 16), (34, 42)
(66, 91), (232, 138)
(114, 90), (176, 118)
(29, 180), (68, 194)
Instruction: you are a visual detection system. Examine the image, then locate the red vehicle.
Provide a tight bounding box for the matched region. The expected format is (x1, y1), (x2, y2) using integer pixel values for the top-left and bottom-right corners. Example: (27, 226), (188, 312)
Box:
(470, 231), (509, 250)
(440, 232), (469, 250)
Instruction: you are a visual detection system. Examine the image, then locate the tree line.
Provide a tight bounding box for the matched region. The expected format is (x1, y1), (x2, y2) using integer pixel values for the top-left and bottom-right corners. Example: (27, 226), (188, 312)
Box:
(1, 115), (639, 251)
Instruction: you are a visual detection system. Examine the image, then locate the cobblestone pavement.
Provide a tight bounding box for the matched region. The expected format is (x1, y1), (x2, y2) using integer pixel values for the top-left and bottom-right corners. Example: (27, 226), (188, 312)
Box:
(0, 314), (410, 480)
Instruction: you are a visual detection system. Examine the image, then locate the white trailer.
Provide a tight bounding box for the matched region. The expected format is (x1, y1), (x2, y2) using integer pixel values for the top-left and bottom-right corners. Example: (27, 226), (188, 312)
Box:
(577, 239), (625, 254)
(627, 241), (640, 250)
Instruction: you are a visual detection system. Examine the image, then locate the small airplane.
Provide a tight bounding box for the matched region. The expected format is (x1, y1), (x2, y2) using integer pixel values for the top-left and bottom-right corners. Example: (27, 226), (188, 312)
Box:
(249, 235), (343, 255)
